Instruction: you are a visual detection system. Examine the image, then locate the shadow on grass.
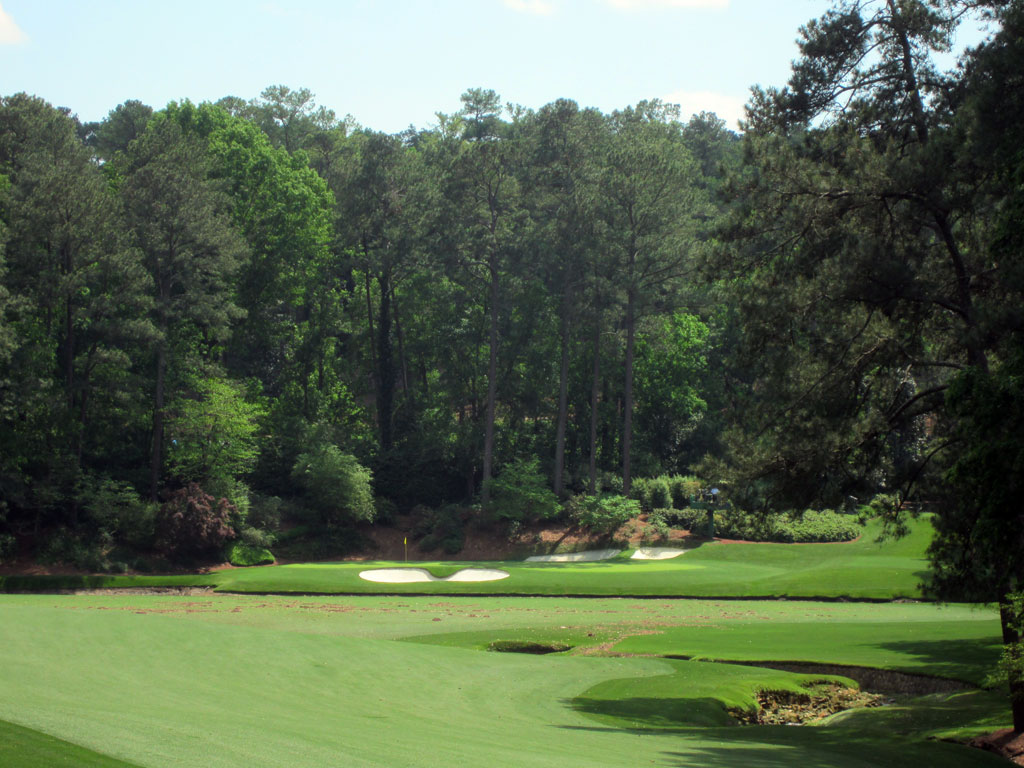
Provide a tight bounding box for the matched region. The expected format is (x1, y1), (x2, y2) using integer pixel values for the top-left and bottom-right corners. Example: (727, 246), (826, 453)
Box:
(567, 695), (736, 728)
(829, 689), (1010, 736)
(652, 728), (1003, 768)
(872, 638), (1003, 683)
(0, 574), (111, 592)
(559, 720), (1003, 767)
(0, 719), (144, 768)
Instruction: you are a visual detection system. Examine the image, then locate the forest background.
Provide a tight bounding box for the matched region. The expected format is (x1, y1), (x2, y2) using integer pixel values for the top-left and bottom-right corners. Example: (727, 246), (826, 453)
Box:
(0, 0), (1022, 648)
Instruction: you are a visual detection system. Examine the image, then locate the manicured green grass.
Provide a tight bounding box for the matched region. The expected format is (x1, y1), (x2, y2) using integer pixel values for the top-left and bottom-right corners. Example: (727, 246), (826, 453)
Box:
(203, 515), (931, 598)
(0, 594), (1011, 767)
(0, 517), (1009, 766)
(613, 602), (1001, 684)
(406, 599), (1001, 682)
(0, 718), (143, 767)
(2, 515), (928, 600)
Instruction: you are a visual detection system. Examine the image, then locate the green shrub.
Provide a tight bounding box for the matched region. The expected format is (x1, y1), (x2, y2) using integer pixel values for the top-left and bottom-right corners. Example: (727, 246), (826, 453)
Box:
(271, 525), (366, 561)
(865, 493), (899, 520)
(247, 494), (282, 532)
(489, 457), (560, 527)
(567, 494), (640, 534)
(204, 477), (251, 528)
(662, 507), (713, 536)
(416, 504), (465, 555)
(662, 507), (698, 529)
(647, 477), (671, 510)
(663, 507), (861, 543)
(224, 540), (274, 567)
(647, 510), (671, 543)
(599, 472), (623, 494)
(669, 475), (702, 509)
(713, 510), (775, 541)
(37, 528), (114, 573)
(629, 477), (650, 508)
(632, 475), (697, 511)
(291, 444), (375, 526)
(777, 510), (863, 543)
(0, 533), (14, 564)
(238, 524), (275, 549)
(76, 475), (156, 550)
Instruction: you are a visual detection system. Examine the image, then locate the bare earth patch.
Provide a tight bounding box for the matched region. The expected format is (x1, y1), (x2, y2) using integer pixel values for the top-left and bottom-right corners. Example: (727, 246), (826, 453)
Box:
(969, 729), (1024, 766)
(731, 683), (886, 725)
(525, 549), (620, 563)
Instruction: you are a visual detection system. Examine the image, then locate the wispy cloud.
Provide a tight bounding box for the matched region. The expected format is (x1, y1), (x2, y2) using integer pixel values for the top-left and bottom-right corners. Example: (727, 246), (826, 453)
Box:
(503, 0), (557, 16)
(664, 89), (745, 128)
(606, 0), (728, 10)
(0, 3), (27, 45)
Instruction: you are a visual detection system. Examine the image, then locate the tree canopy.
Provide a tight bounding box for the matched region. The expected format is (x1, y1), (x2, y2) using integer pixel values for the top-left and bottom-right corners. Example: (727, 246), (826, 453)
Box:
(2, 0), (1023, 729)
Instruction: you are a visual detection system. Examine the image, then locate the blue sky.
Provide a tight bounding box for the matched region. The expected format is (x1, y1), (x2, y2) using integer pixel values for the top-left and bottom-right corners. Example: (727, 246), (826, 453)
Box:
(0, 1), (986, 133)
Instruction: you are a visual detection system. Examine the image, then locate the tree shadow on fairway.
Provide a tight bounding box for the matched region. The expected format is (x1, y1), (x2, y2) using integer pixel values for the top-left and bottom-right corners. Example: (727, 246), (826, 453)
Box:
(654, 727), (1004, 768)
(559, 722), (1002, 767)
(829, 689), (1009, 737)
(0, 719), (145, 768)
(872, 637), (1003, 683)
(566, 695), (736, 728)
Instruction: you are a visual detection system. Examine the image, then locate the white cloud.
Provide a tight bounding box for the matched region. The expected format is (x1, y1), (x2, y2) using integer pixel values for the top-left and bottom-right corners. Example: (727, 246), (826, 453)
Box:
(503, 0), (557, 15)
(606, 0), (728, 9)
(663, 89), (746, 129)
(0, 3), (26, 45)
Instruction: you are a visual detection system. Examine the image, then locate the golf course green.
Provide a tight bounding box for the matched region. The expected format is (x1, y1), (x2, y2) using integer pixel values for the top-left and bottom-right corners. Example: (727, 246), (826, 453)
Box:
(0, 516), (1014, 766)
(0, 515), (935, 599)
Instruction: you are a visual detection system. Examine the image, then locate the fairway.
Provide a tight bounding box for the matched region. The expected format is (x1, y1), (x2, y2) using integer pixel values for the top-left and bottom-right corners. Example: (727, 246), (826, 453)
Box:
(0, 593), (1011, 768)
(0, 516), (1015, 766)
(5, 0), (1022, 762)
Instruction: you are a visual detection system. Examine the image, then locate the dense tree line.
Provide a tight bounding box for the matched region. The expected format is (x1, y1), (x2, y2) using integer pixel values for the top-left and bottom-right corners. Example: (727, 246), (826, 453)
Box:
(2, 0), (1023, 728)
(0, 85), (730, 557)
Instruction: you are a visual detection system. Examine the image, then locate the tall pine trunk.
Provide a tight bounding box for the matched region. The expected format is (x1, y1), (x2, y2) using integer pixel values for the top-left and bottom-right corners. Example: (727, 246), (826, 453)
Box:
(363, 265), (378, 415)
(392, 285), (411, 400)
(377, 265), (394, 451)
(554, 281), (572, 497)
(622, 271), (636, 497)
(588, 320), (601, 495)
(1000, 594), (1024, 732)
(150, 341), (166, 501)
(481, 263), (499, 505)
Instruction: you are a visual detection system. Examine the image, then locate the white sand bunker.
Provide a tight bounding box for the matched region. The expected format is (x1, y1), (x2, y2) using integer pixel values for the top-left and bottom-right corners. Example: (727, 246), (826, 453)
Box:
(525, 549), (620, 563)
(630, 547), (688, 560)
(359, 567), (510, 583)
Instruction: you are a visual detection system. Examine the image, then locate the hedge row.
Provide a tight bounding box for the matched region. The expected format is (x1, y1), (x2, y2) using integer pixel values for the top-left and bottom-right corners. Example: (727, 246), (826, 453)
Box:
(662, 508), (862, 543)
(630, 475), (702, 511)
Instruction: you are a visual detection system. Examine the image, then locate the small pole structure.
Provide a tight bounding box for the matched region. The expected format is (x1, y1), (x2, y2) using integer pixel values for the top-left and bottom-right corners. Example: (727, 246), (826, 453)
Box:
(404, 536), (408, 563)
(707, 488), (720, 540)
